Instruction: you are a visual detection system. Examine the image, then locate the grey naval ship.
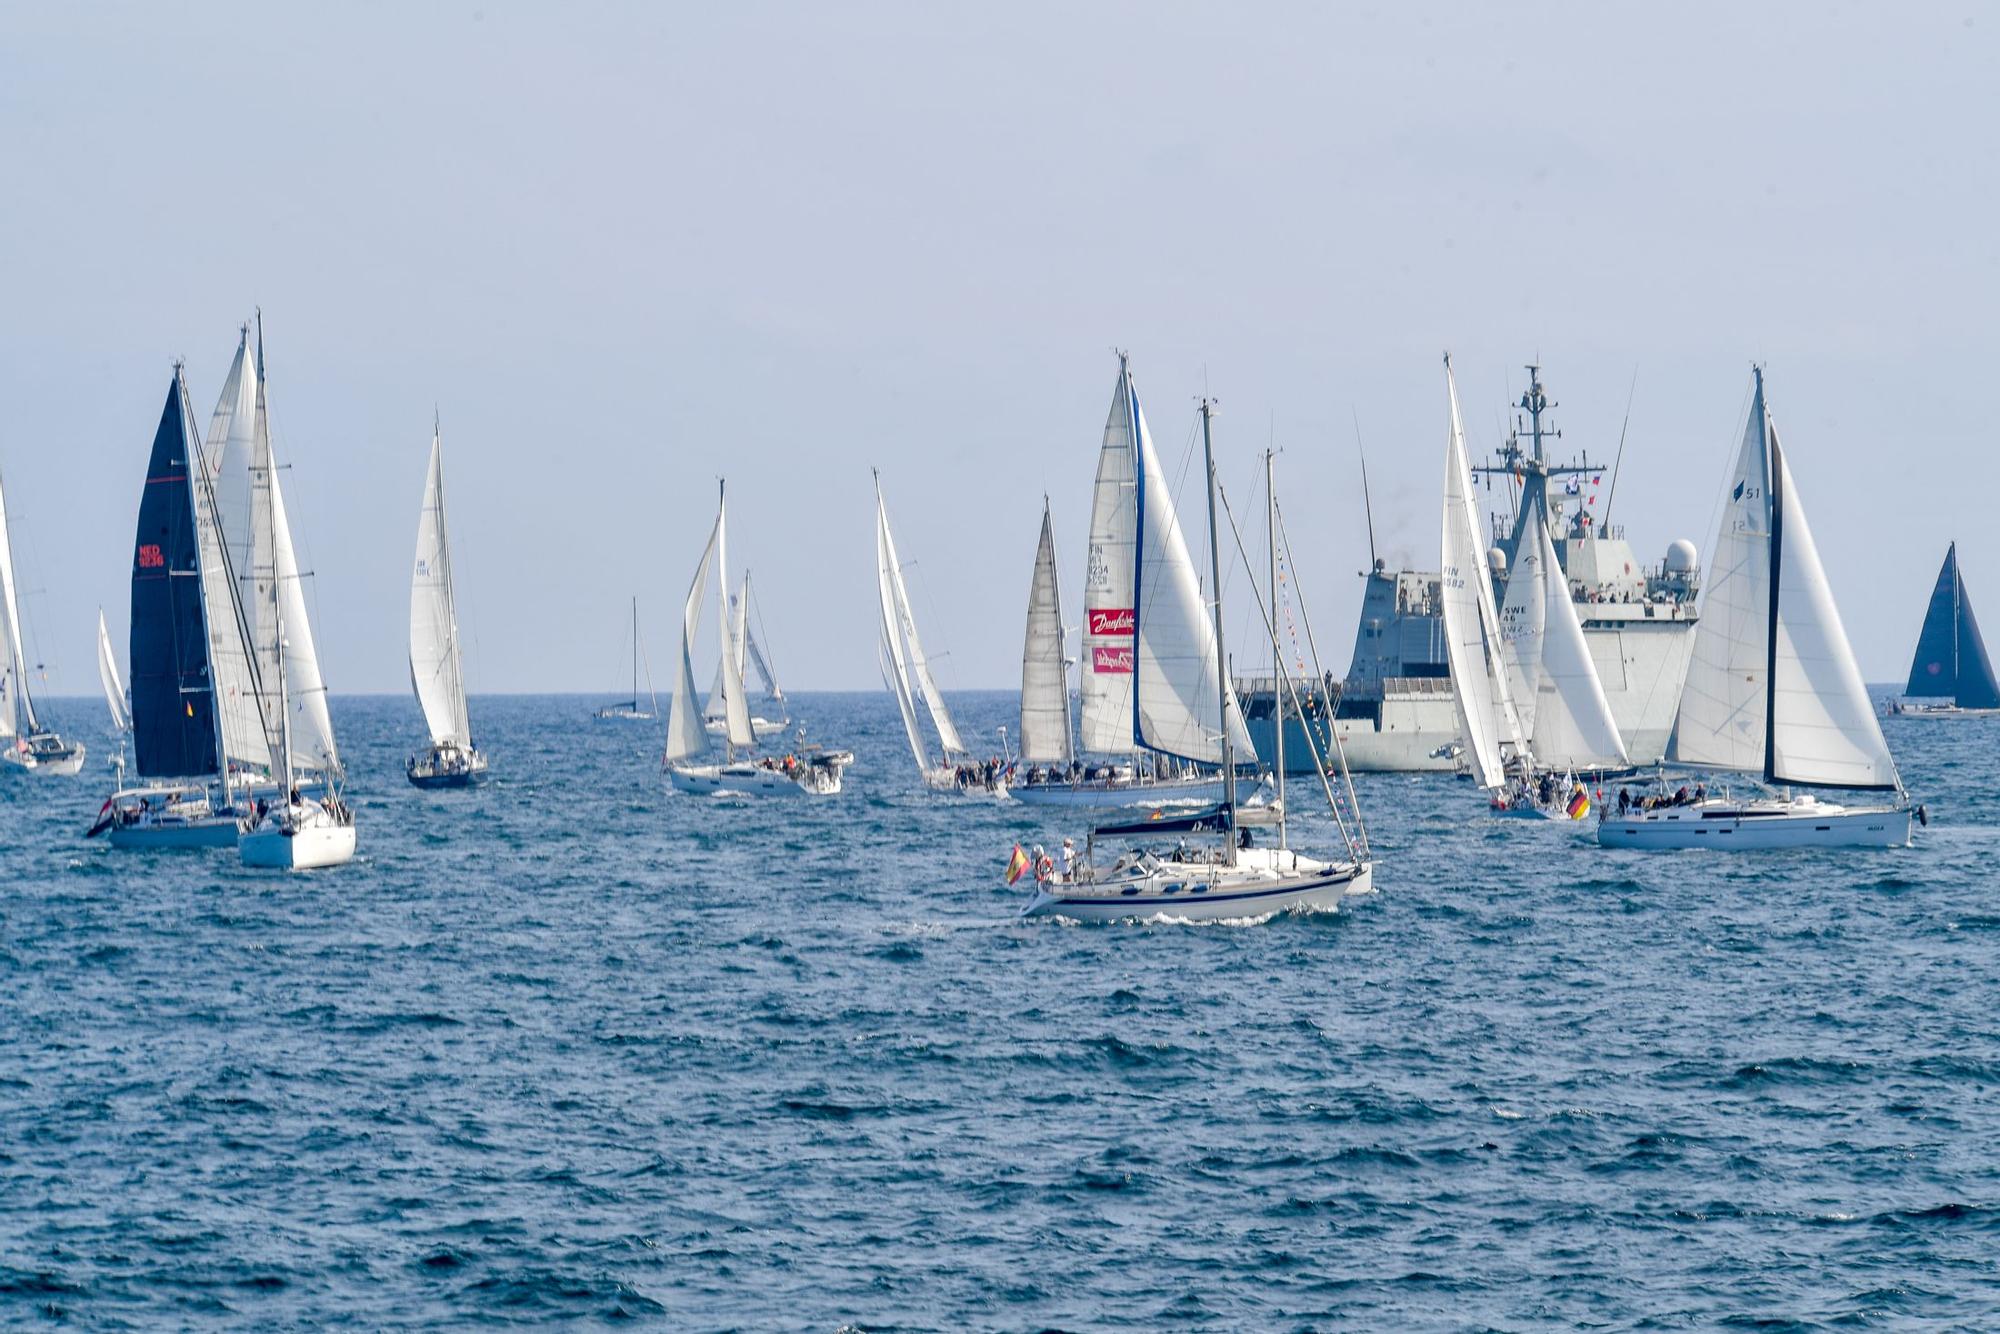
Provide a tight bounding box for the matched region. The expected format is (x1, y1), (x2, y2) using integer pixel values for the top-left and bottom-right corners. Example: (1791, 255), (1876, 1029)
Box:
(1243, 364), (1700, 772)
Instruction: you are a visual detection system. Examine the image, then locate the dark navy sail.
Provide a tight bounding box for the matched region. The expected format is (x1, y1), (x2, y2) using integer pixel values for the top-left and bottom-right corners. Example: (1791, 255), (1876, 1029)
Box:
(129, 375), (218, 778)
(1905, 543), (2000, 708)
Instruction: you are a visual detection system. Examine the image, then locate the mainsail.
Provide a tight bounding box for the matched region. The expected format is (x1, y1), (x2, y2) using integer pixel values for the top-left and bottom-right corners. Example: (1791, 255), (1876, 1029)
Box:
(1440, 355), (1528, 789)
(1673, 368), (1898, 789)
(195, 336), (272, 774)
(97, 608), (131, 734)
(665, 513), (721, 765)
(0, 465), (33, 740)
(1128, 364), (1255, 765)
(713, 486), (755, 752)
(1079, 362), (1139, 755)
(409, 427), (472, 749)
(1904, 543), (2000, 708)
(130, 373), (229, 778)
(1018, 499), (1074, 765)
(874, 476), (968, 769)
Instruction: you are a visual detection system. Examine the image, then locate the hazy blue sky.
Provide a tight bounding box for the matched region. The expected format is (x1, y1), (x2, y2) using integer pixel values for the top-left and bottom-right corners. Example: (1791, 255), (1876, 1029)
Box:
(3, 3), (1993, 696)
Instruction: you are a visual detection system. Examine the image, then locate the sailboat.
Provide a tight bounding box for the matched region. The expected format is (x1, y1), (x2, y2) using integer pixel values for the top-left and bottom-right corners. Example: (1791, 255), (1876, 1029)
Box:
(96, 608), (131, 768)
(1892, 543), (2000, 716)
(1011, 355), (1254, 809)
(1011, 498), (1076, 790)
(87, 363), (257, 847)
(594, 597), (658, 720)
(226, 318), (356, 868)
(1599, 367), (1912, 850)
(406, 420), (488, 787)
(665, 481), (851, 797)
(1019, 401), (1374, 921)
(0, 465), (85, 775)
(704, 572), (789, 737)
(874, 472), (996, 794)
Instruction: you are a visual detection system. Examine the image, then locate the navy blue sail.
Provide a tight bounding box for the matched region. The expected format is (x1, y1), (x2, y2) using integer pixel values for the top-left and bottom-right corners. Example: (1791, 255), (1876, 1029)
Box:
(1905, 543), (2000, 708)
(129, 374), (218, 778)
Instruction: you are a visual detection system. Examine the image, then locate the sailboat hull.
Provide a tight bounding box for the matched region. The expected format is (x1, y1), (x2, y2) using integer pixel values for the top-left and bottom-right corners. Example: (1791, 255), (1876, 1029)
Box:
(1024, 857), (1370, 923)
(668, 757), (849, 797)
(1597, 799), (1910, 850)
(1, 739), (87, 777)
(240, 802), (357, 869)
(1009, 774), (1232, 810)
(108, 816), (242, 849)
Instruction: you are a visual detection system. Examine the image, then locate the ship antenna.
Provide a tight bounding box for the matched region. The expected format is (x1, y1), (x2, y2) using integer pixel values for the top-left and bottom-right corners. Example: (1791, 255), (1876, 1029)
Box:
(1601, 367), (1639, 530)
(1352, 406), (1378, 569)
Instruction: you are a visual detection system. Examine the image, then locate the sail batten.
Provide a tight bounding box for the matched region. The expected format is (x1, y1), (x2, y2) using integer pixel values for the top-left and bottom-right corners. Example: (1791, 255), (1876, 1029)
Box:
(1019, 500), (1074, 765)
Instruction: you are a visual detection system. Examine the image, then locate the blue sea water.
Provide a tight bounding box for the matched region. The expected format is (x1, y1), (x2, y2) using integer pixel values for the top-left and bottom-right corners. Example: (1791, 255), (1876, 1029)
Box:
(3, 689), (1999, 1329)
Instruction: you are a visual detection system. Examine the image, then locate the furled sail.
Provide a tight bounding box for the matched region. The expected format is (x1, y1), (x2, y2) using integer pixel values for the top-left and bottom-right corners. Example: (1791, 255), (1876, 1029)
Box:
(874, 477), (968, 768)
(1440, 355), (1527, 789)
(409, 428), (471, 748)
(1128, 363), (1255, 765)
(1904, 543), (2000, 708)
(1079, 362), (1139, 754)
(665, 514), (721, 765)
(97, 608), (131, 733)
(0, 465), (31, 739)
(1018, 499), (1074, 765)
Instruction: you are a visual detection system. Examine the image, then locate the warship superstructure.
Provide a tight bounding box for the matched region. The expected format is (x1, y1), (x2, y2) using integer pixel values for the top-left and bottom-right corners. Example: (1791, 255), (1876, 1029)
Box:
(1243, 364), (1700, 771)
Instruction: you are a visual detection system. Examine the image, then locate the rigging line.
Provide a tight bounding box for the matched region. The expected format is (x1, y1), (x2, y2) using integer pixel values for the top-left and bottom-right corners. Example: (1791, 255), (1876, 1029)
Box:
(1274, 493), (1371, 856)
(1601, 367), (1639, 530)
(1214, 480), (1361, 859)
(1352, 408), (1377, 569)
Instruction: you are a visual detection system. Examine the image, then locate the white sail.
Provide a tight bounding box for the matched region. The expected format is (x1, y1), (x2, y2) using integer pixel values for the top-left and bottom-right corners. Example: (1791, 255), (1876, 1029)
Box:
(1673, 377), (1775, 771)
(875, 498), (929, 774)
(1079, 365), (1138, 754)
(197, 335), (275, 774)
(665, 516), (720, 764)
(874, 479), (968, 768)
(1496, 509), (1547, 741)
(1129, 368), (1255, 765)
(97, 608), (131, 733)
(714, 489), (755, 751)
(744, 605), (783, 702)
(0, 467), (28, 738)
(1519, 502), (1628, 770)
(1440, 355), (1527, 790)
(408, 429), (471, 748)
(1767, 425), (1899, 789)
(1019, 500), (1074, 765)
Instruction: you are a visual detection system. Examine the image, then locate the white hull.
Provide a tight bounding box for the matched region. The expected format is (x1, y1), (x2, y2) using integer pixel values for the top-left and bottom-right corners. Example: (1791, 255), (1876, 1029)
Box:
(1597, 797), (1910, 850)
(2, 741), (88, 777)
(240, 802), (357, 868)
(704, 716), (787, 737)
(669, 755), (849, 797)
(1009, 774), (1233, 809)
(921, 766), (1007, 798)
(1024, 854), (1371, 923)
(1888, 704), (2000, 719)
(109, 817), (241, 849)
(594, 707), (654, 720)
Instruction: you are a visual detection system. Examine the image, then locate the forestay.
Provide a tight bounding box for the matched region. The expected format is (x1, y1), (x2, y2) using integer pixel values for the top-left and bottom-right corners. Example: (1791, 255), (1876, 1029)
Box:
(1018, 500), (1073, 766)
(409, 430), (471, 748)
(1128, 364), (1255, 766)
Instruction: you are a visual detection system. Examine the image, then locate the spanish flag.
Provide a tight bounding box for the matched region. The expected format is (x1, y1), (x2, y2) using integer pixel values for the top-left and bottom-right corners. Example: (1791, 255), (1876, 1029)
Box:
(1005, 844), (1031, 886)
(1566, 788), (1590, 820)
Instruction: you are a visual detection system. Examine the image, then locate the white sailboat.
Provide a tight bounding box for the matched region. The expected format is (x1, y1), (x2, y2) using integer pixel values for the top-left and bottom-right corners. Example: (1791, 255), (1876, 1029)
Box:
(1012, 355), (1251, 809)
(1599, 367), (1912, 850)
(0, 464), (84, 775)
(229, 319), (355, 868)
(874, 472), (996, 794)
(406, 421), (487, 787)
(594, 597), (658, 720)
(88, 361), (256, 848)
(704, 572), (789, 737)
(665, 481), (851, 797)
(1021, 402), (1374, 921)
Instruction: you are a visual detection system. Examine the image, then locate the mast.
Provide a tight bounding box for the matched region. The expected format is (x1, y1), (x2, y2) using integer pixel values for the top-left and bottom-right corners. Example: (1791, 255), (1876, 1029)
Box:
(1199, 398), (1237, 864)
(1759, 365), (1782, 786)
(182, 362), (234, 803)
(631, 596), (639, 703)
(1266, 447), (1286, 850)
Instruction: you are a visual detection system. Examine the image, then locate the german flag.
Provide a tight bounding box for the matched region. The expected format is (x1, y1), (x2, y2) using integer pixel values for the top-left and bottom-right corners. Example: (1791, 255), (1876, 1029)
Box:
(1004, 844), (1031, 885)
(1566, 788), (1590, 820)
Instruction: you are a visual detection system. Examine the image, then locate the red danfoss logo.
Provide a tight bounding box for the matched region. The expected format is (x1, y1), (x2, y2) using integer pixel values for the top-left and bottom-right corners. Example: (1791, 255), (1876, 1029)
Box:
(1088, 607), (1135, 636)
(1093, 646), (1134, 674)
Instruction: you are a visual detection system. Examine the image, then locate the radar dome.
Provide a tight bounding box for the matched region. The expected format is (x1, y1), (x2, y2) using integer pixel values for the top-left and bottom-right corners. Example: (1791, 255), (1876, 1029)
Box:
(1664, 539), (1698, 574)
(1487, 547), (1508, 574)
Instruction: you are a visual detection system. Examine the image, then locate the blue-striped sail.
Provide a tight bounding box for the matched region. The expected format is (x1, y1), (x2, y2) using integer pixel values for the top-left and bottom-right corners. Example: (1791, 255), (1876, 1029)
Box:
(129, 374), (218, 779)
(1905, 542), (2000, 708)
